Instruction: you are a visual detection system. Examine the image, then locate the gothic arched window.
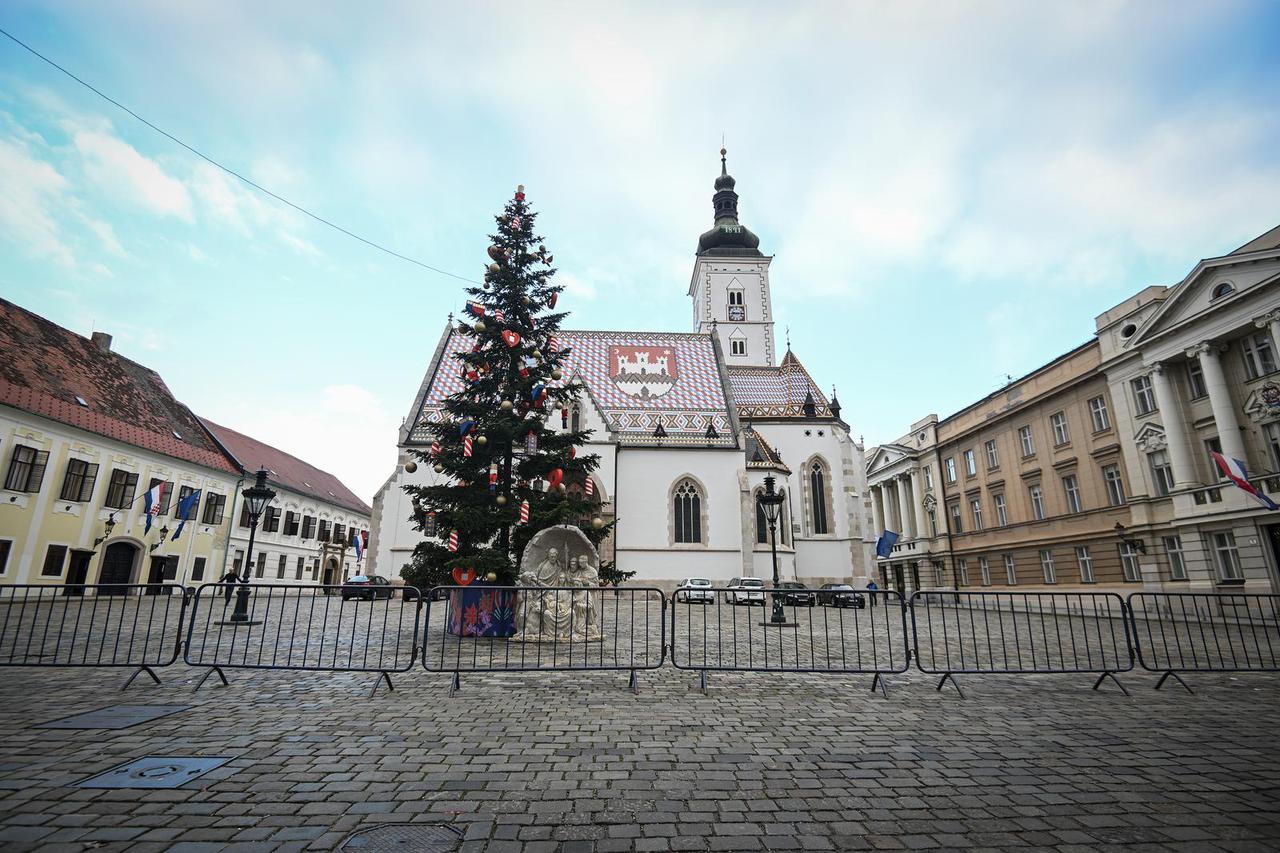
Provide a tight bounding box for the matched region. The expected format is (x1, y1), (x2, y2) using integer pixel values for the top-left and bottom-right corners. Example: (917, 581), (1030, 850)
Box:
(755, 496), (768, 544)
(808, 458), (832, 535)
(571, 406), (581, 433)
(755, 487), (790, 546)
(673, 479), (704, 544)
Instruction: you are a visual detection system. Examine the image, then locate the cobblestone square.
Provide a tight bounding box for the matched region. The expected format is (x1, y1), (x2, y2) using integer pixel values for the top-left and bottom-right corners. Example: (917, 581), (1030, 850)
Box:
(1, 597), (1279, 852)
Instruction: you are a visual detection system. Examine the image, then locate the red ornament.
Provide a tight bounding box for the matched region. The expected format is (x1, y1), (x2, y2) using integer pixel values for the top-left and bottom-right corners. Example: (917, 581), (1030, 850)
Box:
(430, 441), (440, 457)
(447, 530), (460, 553)
(489, 462), (499, 493)
(463, 435), (473, 457)
(451, 566), (474, 585)
(502, 329), (521, 348)
(548, 468), (564, 489)
(561, 407), (569, 429)
(585, 478), (594, 497)
(519, 499), (530, 525)
(548, 292), (558, 309)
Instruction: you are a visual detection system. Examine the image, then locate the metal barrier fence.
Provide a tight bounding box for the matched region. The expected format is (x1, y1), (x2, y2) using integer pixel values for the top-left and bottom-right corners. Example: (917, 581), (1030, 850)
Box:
(1127, 592), (1280, 693)
(910, 591), (1134, 697)
(0, 583), (188, 690)
(421, 586), (666, 693)
(669, 588), (911, 694)
(185, 583), (422, 695)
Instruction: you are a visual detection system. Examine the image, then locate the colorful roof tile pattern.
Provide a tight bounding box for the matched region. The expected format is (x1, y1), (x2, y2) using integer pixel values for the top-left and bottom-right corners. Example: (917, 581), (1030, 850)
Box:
(0, 299), (238, 474)
(728, 349), (833, 419)
(410, 328), (736, 446)
(202, 420), (372, 516)
(743, 428), (791, 474)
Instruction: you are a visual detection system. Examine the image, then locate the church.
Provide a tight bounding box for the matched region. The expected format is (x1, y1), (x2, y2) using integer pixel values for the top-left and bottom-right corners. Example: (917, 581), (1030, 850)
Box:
(368, 153), (875, 588)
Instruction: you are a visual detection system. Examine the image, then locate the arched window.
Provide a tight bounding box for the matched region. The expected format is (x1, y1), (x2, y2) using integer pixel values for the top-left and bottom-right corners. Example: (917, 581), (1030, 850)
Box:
(755, 496), (768, 544)
(673, 479), (703, 544)
(809, 458), (832, 535)
(1211, 282), (1234, 300)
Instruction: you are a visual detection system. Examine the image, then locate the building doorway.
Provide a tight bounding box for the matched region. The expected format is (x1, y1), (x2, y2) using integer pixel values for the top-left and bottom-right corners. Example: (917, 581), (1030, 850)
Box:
(910, 562), (921, 592)
(322, 559), (339, 594)
(892, 564), (905, 593)
(145, 556), (171, 593)
(98, 541), (138, 592)
(63, 550), (94, 594)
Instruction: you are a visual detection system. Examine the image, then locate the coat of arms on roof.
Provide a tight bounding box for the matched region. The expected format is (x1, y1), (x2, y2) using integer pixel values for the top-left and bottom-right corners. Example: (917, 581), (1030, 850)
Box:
(609, 345), (678, 399)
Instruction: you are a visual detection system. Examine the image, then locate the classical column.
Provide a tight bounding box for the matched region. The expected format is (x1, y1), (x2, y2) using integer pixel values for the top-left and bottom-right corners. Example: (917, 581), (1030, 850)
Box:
(885, 478), (901, 534)
(910, 467), (929, 540)
(1189, 342), (1247, 464)
(899, 475), (917, 540)
(871, 485), (885, 536)
(1149, 362), (1198, 488)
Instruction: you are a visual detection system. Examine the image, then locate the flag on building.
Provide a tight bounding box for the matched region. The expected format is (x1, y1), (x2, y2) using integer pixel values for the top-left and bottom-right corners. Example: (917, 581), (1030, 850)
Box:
(875, 530), (898, 558)
(1211, 452), (1279, 510)
(143, 482), (166, 533)
(171, 489), (202, 540)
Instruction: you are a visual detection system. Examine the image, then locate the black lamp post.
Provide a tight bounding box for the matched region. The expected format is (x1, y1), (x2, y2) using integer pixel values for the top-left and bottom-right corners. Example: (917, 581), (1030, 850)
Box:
(758, 474), (789, 625)
(229, 468), (276, 624)
(92, 514), (117, 550)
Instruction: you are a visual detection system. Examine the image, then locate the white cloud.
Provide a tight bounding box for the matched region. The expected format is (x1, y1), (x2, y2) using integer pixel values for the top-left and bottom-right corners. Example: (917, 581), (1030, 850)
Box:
(71, 128), (193, 220)
(556, 271), (597, 302)
(0, 136), (76, 267)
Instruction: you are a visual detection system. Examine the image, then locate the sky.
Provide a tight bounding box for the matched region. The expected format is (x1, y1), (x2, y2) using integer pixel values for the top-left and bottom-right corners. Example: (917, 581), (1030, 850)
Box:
(1, 1), (1278, 503)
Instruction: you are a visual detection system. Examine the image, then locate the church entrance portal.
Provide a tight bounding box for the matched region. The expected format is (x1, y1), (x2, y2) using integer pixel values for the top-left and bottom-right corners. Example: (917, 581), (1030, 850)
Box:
(98, 542), (139, 592)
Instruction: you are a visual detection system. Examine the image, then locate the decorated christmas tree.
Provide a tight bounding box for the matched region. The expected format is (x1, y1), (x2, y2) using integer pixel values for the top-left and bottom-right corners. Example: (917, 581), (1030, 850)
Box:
(400, 185), (613, 588)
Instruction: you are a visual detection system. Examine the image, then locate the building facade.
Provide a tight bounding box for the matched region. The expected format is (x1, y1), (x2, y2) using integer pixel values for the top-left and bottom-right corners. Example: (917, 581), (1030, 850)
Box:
(370, 153), (876, 588)
(203, 421), (372, 586)
(0, 300), (241, 588)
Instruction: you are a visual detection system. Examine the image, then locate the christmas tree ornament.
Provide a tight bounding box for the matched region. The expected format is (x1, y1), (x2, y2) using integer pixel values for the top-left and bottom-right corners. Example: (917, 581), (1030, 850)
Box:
(447, 530), (460, 553)
(451, 566), (474, 584)
(404, 460), (418, 473)
(433, 463), (445, 473)
(557, 483), (567, 493)
(519, 499), (530, 524)
(494, 309), (505, 324)
(496, 494), (507, 506)
(488, 263), (500, 274)
(591, 516), (604, 530)
(424, 510), (437, 537)
(487, 244), (504, 262)
(489, 462), (498, 493)
(501, 329), (521, 348)
(568, 446), (577, 460)
(465, 300), (485, 317)
(551, 369), (562, 380)
(522, 295), (532, 305)
(501, 399), (513, 411)
(548, 291), (558, 309)
(476, 435), (488, 446)
(548, 336), (559, 353)
(463, 434), (474, 457)
(548, 468), (564, 490)
(515, 184), (525, 201)
(485, 571), (498, 582)
(530, 383), (546, 403)
(465, 368), (479, 381)
(430, 441), (441, 457)
(538, 244), (546, 254)
(525, 431), (538, 454)
(473, 320), (487, 333)
(585, 477), (594, 497)
(459, 419), (476, 436)
(561, 406), (569, 428)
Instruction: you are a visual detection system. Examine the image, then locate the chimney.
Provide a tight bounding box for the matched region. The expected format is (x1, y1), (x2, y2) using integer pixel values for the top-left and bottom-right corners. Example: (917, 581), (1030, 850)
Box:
(91, 332), (112, 353)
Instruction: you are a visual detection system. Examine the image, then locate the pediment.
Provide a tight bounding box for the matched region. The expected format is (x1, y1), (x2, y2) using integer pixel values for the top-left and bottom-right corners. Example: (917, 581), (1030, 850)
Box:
(1244, 382), (1280, 424)
(1129, 257), (1280, 348)
(866, 443), (912, 474)
(1132, 421), (1167, 453)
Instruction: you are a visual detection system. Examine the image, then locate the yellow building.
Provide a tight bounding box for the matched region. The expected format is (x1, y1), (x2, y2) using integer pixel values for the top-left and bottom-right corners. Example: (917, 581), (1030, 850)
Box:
(0, 299), (241, 588)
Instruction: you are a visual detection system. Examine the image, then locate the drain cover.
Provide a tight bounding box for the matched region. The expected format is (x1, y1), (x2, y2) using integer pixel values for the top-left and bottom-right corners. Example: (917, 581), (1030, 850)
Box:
(39, 705), (190, 730)
(340, 823), (460, 851)
(75, 756), (232, 789)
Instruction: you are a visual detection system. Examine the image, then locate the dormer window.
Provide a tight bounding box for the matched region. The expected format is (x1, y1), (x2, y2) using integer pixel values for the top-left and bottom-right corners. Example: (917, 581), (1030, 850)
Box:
(1211, 282), (1235, 300)
(74, 396), (88, 407)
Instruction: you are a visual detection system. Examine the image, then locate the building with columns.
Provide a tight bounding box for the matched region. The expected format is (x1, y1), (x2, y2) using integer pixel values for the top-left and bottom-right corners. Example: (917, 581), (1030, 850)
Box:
(370, 152), (876, 588)
(1095, 224), (1280, 591)
(864, 415), (949, 592)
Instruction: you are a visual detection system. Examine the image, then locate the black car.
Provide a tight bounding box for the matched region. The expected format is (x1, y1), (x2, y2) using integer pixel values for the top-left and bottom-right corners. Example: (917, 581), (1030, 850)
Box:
(772, 581), (816, 606)
(817, 583), (865, 608)
(341, 575), (395, 601)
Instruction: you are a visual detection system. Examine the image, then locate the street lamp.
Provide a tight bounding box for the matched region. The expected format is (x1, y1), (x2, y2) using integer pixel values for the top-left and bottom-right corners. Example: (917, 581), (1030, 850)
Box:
(757, 474), (790, 626)
(229, 468), (276, 624)
(92, 514), (117, 550)
(149, 525), (170, 553)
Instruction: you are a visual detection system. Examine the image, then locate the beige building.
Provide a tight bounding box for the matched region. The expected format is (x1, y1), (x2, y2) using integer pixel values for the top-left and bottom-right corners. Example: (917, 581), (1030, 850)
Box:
(0, 299), (241, 588)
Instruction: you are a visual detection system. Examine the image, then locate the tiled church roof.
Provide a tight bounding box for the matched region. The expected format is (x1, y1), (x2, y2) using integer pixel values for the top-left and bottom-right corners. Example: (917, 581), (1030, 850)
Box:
(727, 349), (833, 419)
(410, 328), (737, 446)
(202, 420), (372, 516)
(0, 298), (238, 474)
(743, 427), (790, 474)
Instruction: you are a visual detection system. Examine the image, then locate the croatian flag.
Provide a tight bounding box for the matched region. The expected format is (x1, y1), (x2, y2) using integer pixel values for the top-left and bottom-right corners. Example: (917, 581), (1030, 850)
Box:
(352, 529), (364, 562)
(143, 482), (166, 533)
(171, 489), (202, 541)
(875, 530), (898, 559)
(1211, 452), (1279, 510)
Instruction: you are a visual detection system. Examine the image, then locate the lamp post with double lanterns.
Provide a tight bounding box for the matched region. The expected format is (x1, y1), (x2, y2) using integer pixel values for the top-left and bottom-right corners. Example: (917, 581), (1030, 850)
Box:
(757, 474), (792, 626)
(229, 469), (276, 624)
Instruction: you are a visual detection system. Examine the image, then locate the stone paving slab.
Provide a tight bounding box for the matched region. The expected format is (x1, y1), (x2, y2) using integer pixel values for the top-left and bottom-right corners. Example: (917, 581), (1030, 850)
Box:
(1, 614), (1280, 851)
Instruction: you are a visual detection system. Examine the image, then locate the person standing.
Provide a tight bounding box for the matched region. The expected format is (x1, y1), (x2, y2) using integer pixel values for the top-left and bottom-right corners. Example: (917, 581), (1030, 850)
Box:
(866, 578), (878, 607)
(220, 568), (240, 606)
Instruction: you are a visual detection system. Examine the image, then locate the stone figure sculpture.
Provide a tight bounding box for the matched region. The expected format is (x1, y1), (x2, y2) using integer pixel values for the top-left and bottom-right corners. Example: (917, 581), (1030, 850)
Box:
(516, 526), (603, 643)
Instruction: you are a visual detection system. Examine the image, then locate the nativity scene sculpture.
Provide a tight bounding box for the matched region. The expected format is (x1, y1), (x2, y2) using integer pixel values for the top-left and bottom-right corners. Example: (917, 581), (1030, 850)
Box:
(516, 525), (603, 642)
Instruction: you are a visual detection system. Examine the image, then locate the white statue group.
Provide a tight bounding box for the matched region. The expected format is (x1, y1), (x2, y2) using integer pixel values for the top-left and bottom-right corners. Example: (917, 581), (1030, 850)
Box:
(516, 527), (603, 642)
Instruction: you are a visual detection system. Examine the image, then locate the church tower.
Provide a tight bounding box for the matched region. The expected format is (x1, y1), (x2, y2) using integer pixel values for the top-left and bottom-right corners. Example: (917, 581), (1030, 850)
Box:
(688, 149), (776, 367)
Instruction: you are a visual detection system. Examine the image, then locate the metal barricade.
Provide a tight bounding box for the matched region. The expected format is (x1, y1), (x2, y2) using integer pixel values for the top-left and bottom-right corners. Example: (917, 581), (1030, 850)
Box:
(0, 583), (188, 690)
(185, 583), (422, 695)
(1127, 592), (1280, 693)
(910, 591), (1134, 697)
(421, 586), (666, 694)
(669, 587), (911, 694)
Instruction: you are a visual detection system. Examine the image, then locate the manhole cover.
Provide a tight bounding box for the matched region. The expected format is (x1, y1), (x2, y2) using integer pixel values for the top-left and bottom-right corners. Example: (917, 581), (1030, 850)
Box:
(75, 756), (232, 789)
(39, 705), (190, 730)
(340, 823), (460, 851)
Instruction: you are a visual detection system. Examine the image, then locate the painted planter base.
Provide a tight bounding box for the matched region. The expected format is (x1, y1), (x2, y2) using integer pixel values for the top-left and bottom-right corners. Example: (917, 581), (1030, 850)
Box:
(446, 584), (519, 638)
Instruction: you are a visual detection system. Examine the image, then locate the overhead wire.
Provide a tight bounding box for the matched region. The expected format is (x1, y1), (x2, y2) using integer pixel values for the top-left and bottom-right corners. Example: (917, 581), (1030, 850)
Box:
(0, 25), (479, 284)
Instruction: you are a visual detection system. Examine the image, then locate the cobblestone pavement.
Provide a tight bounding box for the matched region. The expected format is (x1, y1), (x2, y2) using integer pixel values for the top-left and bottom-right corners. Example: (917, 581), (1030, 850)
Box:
(1, 599), (1279, 851)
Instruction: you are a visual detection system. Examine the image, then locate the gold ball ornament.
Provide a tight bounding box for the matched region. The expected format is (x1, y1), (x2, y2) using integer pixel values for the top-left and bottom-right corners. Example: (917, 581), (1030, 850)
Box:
(551, 369), (563, 380)
(495, 494), (507, 506)
(522, 295), (532, 305)
(433, 463), (444, 473)
(488, 263), (500, 274)
(500, 399), (514, 411)
(476, 435), (488, 445)
(557, 483), (567, 493)
(485, 571), (498, 582)
(591, 516), (605, 530)
(404, 460), (418, 473)
(473, 320), (487, 333)
(487, 244), (504, 262)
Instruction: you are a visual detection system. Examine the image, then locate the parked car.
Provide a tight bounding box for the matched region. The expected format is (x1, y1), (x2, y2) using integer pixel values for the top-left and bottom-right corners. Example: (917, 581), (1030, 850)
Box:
(675, 578), (716, 604)
(772, 581), (815, 607)
(341, 575), (395, 601)
(725, 577), (766, 606)
(816, 583), (865, 608)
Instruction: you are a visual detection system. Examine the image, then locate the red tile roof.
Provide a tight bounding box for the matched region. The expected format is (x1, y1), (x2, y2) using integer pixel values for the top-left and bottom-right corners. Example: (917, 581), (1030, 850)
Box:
(727, 349), (833, 419)
(202, 419), (372, 517)
(0, 298), (239, 474)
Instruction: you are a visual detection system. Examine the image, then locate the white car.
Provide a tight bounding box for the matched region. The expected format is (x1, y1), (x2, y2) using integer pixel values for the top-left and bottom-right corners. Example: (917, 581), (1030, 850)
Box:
(725, 577), (765, 606)
(675, 578), (715, 604)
